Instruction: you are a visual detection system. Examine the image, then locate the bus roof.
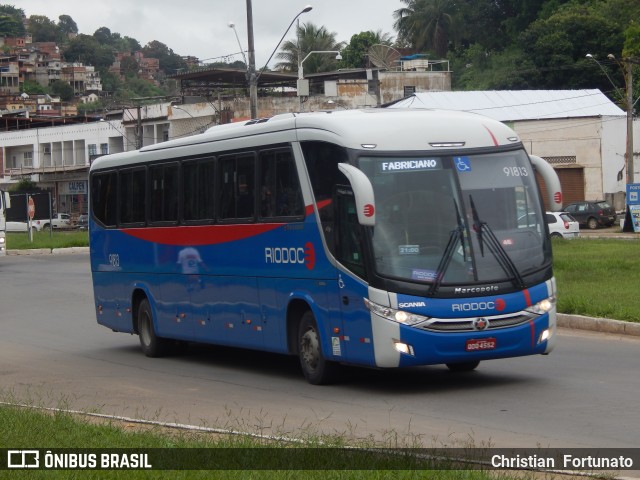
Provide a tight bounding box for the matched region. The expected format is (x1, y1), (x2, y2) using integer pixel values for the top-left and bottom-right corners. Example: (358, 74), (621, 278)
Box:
(91, 108), (521, 171)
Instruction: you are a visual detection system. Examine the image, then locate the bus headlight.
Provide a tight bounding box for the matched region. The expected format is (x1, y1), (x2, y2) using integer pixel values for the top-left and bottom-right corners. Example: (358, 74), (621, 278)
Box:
(525, 296), (556, 315)
(364, 298), (429, 326)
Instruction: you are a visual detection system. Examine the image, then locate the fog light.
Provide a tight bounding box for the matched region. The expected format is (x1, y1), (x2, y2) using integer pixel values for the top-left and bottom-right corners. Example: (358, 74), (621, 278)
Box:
(393, 340), (415, 356)
(538, 328), (550, 344)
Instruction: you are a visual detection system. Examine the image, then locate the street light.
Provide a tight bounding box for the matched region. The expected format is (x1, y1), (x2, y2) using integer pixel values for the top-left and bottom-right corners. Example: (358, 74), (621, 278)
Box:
(297, 51), (342, 108)
(298, 50), (343, 80)
(243, 2), (312, 119)
(227, 21), (248, 67)
(586, 53), (635, 184)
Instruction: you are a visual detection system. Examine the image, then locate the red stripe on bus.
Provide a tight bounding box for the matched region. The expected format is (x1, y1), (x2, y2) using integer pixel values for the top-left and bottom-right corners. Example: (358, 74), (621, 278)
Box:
(523, 289), (532, 307)
(483, 125), (499, 146)
(121, 223), (284, 246)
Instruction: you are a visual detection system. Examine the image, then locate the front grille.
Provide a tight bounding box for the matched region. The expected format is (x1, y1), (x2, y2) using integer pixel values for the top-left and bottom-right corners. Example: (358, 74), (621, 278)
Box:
(416, 313), (535, 333)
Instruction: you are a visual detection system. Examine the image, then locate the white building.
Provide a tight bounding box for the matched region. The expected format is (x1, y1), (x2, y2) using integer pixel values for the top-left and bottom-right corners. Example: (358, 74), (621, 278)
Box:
(0, 119), (126, 215)
(389, 90), (634, 210)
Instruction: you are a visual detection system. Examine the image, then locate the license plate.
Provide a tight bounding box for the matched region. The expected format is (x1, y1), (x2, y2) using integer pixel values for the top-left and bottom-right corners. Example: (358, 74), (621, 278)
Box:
(466, 338), (497, 352)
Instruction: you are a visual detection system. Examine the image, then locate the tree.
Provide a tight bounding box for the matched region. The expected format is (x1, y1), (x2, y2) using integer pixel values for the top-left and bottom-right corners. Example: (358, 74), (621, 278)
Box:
(340, 30), (394, 69)
(50, 80), (74, 101)
(0, 5), (25, 37)
(275, 22), (345, 74)
(28, 15), (59, 42)
(57, 15), (78, 38)
(21, 81), (47, 95)
(64, 34), (115, 71)
(141, 40), (187, 75)
(120, 56), (139, 78)
(393, 0), (456, 58)
(520, 5), (623, 89)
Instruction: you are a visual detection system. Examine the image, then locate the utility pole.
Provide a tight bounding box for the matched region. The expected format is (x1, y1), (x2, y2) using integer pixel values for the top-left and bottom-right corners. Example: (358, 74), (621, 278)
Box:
(246, 0), (258, 119)
(625, 59), (634, 184)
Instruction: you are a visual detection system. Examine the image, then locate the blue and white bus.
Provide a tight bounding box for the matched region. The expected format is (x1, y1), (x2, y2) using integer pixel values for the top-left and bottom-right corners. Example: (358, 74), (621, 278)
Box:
(89, 109), (562, 384)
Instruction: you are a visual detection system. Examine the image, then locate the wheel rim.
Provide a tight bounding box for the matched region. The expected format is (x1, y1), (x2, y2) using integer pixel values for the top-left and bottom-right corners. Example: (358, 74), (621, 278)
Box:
(139, 312), (152, 347)
(300, 326), (320, 372)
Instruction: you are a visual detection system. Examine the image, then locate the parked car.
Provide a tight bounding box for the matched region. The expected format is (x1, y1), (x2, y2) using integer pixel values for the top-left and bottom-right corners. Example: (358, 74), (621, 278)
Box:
(76, 214), (88, 230)
(563, 201), (616, 229)
(6, 220), (45, 233)
(546, 211), (580, 239)
(41, 213), (73, 230)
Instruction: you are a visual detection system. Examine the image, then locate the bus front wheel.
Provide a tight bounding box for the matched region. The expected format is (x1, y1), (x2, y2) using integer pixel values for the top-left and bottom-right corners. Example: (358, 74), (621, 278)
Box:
(298, 311), (336, 385)
(137, 298), (171, 357)
(446, 361), (480, 372)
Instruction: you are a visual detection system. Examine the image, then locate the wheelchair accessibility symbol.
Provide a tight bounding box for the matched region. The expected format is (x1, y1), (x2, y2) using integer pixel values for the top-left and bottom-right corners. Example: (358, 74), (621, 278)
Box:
(455, 156), (471, 172)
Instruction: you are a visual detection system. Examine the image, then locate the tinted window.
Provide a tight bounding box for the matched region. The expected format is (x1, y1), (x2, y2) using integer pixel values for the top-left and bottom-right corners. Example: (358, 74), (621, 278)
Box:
(183, 158), (216, 222)
(119, 168), (146, 225)
(545, 213), (557, 224)
(149, 163), (179, 223)
(259, 149), (304, 219)
(91, 172), (117, 227)
(219, 153), (255, 220)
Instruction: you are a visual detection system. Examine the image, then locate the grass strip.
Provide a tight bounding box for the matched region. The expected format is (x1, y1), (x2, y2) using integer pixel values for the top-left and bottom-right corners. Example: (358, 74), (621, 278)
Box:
(551, 238), (640, 322)
(0, 404), (502, 480)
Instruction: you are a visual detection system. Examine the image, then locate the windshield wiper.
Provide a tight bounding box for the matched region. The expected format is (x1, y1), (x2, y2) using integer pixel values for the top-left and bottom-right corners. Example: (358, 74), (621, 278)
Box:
(428, 200), (465, 296)
(469, 195), (525, 289)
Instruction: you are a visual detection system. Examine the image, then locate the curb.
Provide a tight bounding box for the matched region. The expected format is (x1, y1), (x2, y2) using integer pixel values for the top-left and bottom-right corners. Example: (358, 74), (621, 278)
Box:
(557, 313), (640, 337)
(7, 247), (90, 256)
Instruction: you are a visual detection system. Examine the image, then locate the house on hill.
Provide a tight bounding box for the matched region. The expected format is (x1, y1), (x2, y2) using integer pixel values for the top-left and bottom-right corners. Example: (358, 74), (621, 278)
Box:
(388, 90), (634, 210)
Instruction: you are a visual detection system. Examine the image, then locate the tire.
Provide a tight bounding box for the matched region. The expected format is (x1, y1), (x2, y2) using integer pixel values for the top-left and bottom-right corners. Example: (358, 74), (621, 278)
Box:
(43, 223), (51, 231)
(587, 217), (598, 230)
(446, 361), (480, 372)
(550, 232), (562, 239)
(137, 298), (172, 357)
(298, 311), (337, 385)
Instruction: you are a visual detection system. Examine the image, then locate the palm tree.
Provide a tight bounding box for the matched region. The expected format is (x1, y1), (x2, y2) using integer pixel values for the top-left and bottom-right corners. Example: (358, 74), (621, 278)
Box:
(275, 22), (345, 74)
(393, 0), (455, 58)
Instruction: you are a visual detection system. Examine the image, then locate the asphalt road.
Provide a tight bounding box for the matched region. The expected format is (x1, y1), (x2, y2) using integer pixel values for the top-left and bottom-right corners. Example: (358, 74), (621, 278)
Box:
(1, 253), (639, 450)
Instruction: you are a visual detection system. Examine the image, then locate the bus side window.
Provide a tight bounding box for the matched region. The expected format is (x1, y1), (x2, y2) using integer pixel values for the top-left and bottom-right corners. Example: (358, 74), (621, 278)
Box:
(119, 167), (146, 225)
(91, 171), (117, 227)
(259, 148), (303, 220)
(183, 158), (215, 222)
(149, 162), (179, 224)
(219, 153), (256, 221)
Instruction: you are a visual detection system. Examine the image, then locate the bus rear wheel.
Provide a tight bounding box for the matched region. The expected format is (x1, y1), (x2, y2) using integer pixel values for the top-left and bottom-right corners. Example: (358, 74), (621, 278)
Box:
(298, 311), (336, 385)
(446, 361), (480, 372)
(137, 298), (171, 357)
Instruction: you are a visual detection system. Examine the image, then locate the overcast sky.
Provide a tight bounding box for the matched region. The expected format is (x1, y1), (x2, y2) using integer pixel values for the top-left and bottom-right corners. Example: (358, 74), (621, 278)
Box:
(20, 0), (404, 68)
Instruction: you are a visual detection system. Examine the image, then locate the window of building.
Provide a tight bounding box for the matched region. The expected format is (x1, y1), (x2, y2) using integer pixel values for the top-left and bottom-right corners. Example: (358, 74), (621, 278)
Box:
(100, 143), (109, 155)
(403, 85), (416, 97)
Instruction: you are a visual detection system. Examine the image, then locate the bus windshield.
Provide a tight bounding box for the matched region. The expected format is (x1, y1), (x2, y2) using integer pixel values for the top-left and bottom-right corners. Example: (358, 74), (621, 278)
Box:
(359, 150), (551, 287)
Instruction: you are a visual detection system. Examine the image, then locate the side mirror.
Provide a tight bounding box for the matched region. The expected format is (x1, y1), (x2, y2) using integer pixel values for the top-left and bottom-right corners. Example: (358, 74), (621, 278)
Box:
(338, 163), (375, 226)
(530, 155), (563, 211)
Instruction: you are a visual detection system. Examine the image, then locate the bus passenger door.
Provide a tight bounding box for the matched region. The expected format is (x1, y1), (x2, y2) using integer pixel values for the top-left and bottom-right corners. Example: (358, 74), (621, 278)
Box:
(334, 188), (376, 366)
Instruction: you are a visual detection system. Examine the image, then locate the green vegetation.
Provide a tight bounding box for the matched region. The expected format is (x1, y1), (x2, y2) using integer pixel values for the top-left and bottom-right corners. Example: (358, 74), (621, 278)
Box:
(552, 238), (640, 322)
(0, 404), (498, 479)
(6, 230), (88, 250)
